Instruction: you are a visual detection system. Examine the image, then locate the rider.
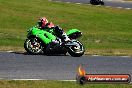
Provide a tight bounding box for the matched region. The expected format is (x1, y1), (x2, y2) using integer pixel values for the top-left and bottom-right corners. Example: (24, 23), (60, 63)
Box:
(37, 17), (70, 42)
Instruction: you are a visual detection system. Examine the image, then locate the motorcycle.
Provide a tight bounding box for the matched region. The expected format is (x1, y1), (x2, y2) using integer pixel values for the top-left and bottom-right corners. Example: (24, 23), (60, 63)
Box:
(24, 26), (85, 57)
(90, 0), (104, 5)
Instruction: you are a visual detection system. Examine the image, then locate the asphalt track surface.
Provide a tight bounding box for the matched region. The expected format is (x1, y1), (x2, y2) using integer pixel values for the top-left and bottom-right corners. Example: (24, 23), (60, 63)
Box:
(53, 0), (132, 9)
(0, 52), (132, 80)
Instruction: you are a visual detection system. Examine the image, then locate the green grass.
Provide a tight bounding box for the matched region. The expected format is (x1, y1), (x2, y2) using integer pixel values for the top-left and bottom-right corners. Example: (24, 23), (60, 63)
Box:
(123, 0), (132, 1)
(0, 0), (132, 55)
(0, 80), (131, 88)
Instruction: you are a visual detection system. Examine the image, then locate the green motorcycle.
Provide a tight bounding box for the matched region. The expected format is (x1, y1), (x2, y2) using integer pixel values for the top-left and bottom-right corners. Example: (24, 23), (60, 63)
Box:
(24, 26), (85, 57)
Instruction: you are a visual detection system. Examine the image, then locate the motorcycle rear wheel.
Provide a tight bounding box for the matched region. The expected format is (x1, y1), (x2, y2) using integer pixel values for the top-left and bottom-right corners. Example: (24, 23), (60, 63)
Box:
(68, 40), (85, 57)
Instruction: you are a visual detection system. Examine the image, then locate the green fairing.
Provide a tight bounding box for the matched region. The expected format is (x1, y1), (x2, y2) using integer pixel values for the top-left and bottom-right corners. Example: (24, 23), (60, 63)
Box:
(67, 29), (81, 36)
(28, 27), (56, 44)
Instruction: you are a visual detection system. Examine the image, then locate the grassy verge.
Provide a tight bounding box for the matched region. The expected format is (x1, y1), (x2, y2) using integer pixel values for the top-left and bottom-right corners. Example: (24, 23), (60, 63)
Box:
(0, 0), (132, 56)
(0, 80), (131, 88)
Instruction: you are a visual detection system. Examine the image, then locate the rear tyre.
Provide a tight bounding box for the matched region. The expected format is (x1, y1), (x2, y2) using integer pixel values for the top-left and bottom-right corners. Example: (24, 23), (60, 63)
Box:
(100, 1), (104, 5)
(90, 0), (99, 5)
(24, 38), (44, 54)
(68, 40), (85, 57)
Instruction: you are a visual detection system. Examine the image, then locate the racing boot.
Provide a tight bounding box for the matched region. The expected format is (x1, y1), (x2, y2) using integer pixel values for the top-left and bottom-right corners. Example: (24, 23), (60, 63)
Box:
(62, 32), (70, 42)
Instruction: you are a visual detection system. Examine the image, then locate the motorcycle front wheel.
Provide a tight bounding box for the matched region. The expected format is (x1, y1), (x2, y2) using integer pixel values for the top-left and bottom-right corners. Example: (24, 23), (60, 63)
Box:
(24, 38), (44, 54)
(68, 40), (85, 57)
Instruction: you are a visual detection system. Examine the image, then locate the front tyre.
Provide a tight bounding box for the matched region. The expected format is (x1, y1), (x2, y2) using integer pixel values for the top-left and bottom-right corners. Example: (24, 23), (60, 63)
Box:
(68, 40), (85, 57)
(24, 38), (44, 54)
(100, 1), (104, 5)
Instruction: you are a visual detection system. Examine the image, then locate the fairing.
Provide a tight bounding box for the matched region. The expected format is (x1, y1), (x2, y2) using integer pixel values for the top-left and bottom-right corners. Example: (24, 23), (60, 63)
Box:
(27, 27), (56, 44)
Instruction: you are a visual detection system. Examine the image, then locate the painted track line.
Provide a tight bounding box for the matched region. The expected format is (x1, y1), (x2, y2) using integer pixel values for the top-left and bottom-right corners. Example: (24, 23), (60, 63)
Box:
(0, 78), (76, 81)
(125, 8), (131, 10)
(117, 6), (123, 9)
(12, 79), (44, 81)
(50, 0), (132, 10)
(75, 3), (82, 5)
(6, 51), (14, 53)
(66, 2), (70, 3)
(1, 78), (132, 83)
